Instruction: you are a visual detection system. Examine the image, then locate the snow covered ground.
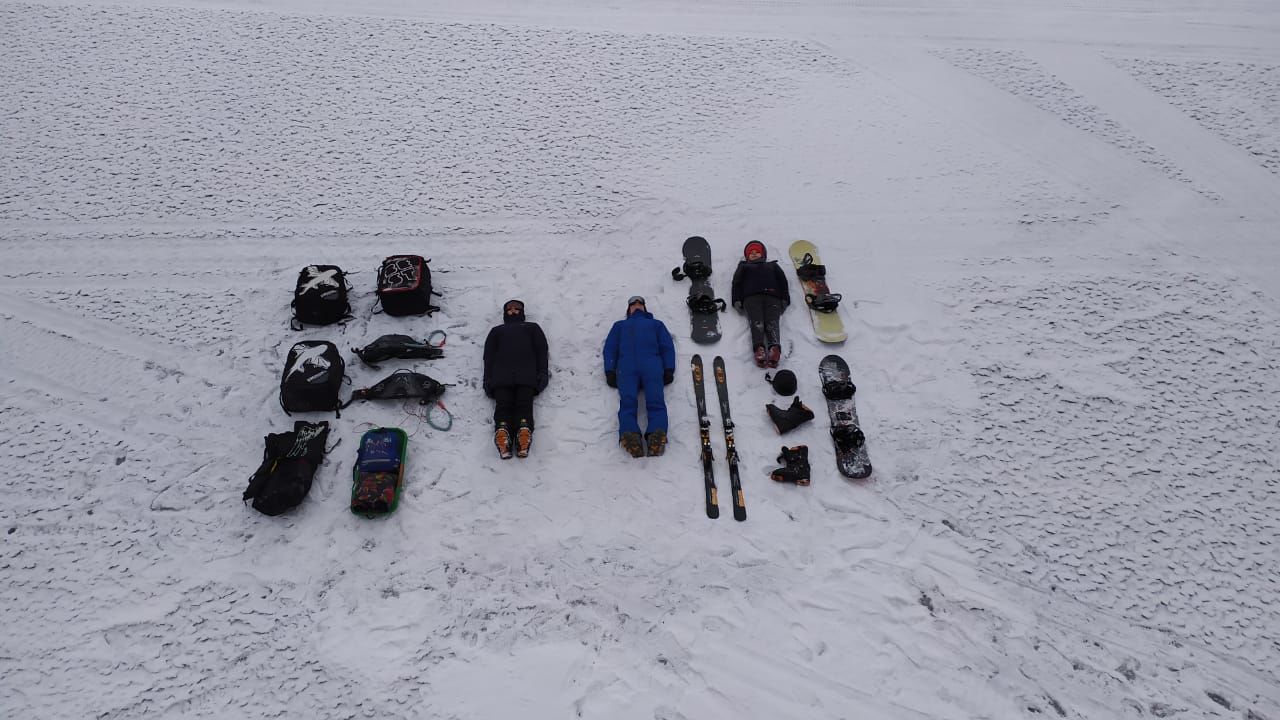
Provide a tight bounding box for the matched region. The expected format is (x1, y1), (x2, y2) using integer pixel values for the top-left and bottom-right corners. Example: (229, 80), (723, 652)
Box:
(3, 0), (1280, 717)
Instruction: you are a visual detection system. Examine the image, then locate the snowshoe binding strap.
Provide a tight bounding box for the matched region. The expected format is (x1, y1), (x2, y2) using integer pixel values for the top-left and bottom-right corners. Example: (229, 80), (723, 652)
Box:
(796, 257), (827, 282)
(344, 370), (447, 407)
(805, 292), (842, 313)
(830, 424), (866, 450)
(672, 260), (713, 282)
(687, 293), (727, 314)
(822, 378), (856, 401)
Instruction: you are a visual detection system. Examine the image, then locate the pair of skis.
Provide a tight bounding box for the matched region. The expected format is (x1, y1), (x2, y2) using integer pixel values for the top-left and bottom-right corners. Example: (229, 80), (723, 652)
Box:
(691, 354), (746, 521)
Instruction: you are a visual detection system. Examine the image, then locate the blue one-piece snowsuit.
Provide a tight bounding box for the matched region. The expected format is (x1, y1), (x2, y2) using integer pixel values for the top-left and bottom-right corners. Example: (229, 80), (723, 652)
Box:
(602, 310), (677, 436)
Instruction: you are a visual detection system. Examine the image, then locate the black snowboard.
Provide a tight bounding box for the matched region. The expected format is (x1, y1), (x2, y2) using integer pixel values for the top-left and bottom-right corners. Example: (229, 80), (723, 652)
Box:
(819, 355), (872, 479)
(672, 236), (726, 344)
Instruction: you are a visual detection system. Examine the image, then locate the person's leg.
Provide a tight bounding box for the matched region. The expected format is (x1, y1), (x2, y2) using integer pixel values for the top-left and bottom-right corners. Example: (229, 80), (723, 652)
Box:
(762, 296), (784, 367)
(640, 367), (668, 436)
(616, 372), (642, 436)
(744, 295), (768, 366)
(492, 386), (516, 428)
(514, 385), (536, 458)
(491, 386), (516, 459)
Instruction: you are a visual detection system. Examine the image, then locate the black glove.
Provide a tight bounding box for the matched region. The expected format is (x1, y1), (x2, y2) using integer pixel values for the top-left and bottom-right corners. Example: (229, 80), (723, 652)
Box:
(663, 368), (674, 386)
(605, 371), (617, 388)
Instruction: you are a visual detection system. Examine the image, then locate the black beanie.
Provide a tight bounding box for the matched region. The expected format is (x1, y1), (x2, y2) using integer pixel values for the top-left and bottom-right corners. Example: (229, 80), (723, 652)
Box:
(766, 369), (797, 395)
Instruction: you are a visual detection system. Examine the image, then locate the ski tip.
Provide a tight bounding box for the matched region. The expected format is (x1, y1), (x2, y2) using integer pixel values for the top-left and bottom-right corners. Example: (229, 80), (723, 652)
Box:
(734, 508), (747, 522)
(707, 505), (721, 519)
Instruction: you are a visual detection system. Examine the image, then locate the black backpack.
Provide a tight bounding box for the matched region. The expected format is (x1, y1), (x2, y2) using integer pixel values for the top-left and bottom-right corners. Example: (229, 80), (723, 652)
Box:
(291, 265), (352, 330)
(376, 255), (440, 317)
(243, 421), (331, 516)
(280, 341), (345, 415)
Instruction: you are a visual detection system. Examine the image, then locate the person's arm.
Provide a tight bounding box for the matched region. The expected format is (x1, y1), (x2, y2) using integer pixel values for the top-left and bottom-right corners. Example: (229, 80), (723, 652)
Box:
(482, 328), (497, 397)
(656, 321), (676, 371)
(731, 263), (745, 309)
(602, 322), (620, 387)
(533, 324), (549, 393)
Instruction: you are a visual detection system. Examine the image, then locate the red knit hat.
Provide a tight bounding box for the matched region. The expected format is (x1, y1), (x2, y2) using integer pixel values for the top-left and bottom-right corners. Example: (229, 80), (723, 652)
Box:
(743, 241), (767, 259)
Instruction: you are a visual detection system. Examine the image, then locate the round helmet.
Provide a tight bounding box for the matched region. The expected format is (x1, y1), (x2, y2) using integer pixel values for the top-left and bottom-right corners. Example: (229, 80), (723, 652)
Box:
(766, 369), (797, 395)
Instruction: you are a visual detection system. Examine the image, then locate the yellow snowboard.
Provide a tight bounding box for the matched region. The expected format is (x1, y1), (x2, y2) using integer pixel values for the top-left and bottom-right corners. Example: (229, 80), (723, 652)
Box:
(788, 240), (847, 343)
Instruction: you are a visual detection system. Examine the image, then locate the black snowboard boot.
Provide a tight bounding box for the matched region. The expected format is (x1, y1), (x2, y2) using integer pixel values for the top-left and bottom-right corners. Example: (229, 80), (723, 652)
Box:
(516, 419), (533, 459)
(770, 445), (811, 486)
(620, 431), (645, 458)
(767, 397), (815, 434)
(645, 430), (667, 457)
(494, 422), (513, 460)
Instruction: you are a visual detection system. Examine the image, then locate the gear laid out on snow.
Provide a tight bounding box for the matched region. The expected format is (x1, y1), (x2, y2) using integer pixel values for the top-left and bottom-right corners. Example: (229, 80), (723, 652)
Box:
(690, 354), (719, 518)
(291, 264), (353, 330)
(672, 236), (726, 344)
(350, 426), (408, 517)
(280, 341), (347, 417)
(770, 445), (811, 486)
(376, 254), (441, 316)
(789, 240), (847, 343)
(352, 331), (446, 368)
(766, 369), (797, 396)
(712, 356), (747, 521)
(243, 421), (332, 515)
(819, 354), (872, 479)
(767, 396), (815, 435)
(343, 369), (452, 430)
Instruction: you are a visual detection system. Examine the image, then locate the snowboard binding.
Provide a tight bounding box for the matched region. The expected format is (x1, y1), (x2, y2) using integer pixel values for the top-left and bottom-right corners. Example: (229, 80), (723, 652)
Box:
(687, 293), (727, 315)
(830, 418), (866, 451)
(770, 445), (811, 486)
(672, 260), (713, 281)
(806, 292), (842, 313)
(822, 378), (856, 401)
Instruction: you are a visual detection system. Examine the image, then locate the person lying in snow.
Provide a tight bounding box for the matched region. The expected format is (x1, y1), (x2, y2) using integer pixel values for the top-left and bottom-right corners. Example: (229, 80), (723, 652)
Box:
(730, 240), (790, 368)
(483, 299), (549, 459)
(602, 295), (676, 458)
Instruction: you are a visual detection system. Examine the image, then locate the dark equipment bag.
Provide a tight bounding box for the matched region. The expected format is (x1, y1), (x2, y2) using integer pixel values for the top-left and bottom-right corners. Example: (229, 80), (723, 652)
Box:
(243, 421), (331, 516)
(280, 341), (345, 415)
(352, 332), (446, 368)
(343, 369), (446, 407)
(376, 255), (440, 317)
(291, 265), (352, 330)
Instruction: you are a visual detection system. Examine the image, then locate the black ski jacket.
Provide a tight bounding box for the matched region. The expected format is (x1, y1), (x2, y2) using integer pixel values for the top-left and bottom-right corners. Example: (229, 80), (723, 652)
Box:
(731, 259), (790, 308)
(483, 316), (549, 396)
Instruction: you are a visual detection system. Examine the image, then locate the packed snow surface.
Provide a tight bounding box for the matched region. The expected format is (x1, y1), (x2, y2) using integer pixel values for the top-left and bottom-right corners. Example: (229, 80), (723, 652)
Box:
(3, 0), (1280, 718)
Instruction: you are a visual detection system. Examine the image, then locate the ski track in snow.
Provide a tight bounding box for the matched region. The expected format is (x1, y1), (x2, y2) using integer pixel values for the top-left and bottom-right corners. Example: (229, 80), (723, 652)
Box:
(4, 1), (1280, 718)
(1112, 57), (1280, 176)
(931, 48), (1217, 200)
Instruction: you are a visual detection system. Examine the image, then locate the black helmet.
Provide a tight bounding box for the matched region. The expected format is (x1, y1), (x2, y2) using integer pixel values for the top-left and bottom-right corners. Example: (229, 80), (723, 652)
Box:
(766, 369), (797, 395)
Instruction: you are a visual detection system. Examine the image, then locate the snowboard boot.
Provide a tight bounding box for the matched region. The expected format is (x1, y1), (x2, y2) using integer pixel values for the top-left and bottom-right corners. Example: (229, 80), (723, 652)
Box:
(645, 430), (667, 457)
(770, 445), (811, 486)
(620, 431), (646, 458)
(754, 346), (768, 368)
(516, 420), (533, 459)
(494, 423), (513, 460)
(767, 396), (815, 435)
(766, 345), (781, 368)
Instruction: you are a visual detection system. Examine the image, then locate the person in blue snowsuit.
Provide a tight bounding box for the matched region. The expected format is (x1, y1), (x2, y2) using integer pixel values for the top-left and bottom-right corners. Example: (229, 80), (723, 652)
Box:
(602, 295), (677, 458)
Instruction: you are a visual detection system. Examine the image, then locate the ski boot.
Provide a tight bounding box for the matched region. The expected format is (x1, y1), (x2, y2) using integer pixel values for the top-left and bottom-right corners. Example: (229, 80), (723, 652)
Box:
(516, 419), (533, 459)
(766, 345), (781, 368)
(770, 445), (811, 486)
(645, 430), (667, 457)
(494, 422), (513, 460)
(766, 396), (815, 435)
(620, 431), (645, 458)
